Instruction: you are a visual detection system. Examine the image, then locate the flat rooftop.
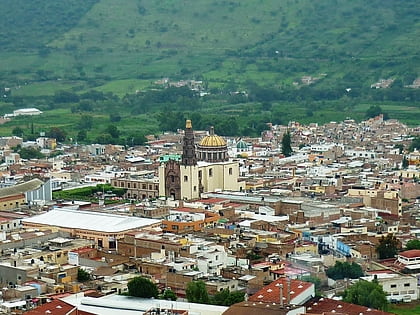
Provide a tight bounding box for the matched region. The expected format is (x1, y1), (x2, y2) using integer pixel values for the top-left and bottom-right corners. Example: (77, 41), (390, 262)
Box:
(23, 208), (160, 233)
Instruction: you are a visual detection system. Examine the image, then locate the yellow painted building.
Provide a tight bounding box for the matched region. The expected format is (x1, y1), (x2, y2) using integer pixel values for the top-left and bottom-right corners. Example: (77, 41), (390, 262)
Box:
(159, 121), (243, 200)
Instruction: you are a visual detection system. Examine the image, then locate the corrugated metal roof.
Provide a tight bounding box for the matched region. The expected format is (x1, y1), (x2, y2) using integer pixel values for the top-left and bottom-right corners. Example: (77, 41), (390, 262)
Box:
(23, 208), (160, 233)
(0, 178), (44, 198)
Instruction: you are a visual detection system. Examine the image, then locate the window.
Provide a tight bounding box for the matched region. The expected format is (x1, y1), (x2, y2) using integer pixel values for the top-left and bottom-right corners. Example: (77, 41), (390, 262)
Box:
(229, 167), (233, 175)
(209, 168), (213, 177)
(404, 283), (410, 287)
(184, 176), (188, 182)
(194, 186), (197, 192)
(142, 184), (147, 189)
(390, 284), (397, 288)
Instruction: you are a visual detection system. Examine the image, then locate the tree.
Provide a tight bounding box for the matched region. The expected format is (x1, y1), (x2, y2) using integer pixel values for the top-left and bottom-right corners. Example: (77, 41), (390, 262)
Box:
(376, 233), (399, 259)
(186, 281), (209, 304)
(127, 277), (159, 298)
(326, 261), (363, 280)
(281, 131), (293, 157)
(301, 275), (321, 291)
(77, 130), (87, 142)
(18, 147), (44, 159)
(78, 100), (94, 112)
(365, 105), (388, 120)
(402, 156), (409, 169)
(161, 288), (177, 301)
(211, 289), (245, 306)
(47, 127), (66, 142)
(409, 137), (420, 152)
(78, 115), (93, 130)
(77, 268), (91, 282)
(95, 133), (114, 144)
(126, 134), (147, 146)
(110, 112), (121, 122)
(12, 126), (24, 137)
(106, 125), (120, 139)
(343, 280), (388, 311)
(53, 90), (80, 103)
(405, 239), (420, 250)
(394, 144), (404, 154)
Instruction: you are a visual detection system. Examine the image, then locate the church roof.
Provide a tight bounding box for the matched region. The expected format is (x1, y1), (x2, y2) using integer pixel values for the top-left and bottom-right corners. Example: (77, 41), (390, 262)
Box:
(199, 135), (226, 147)
(198, 126), (226, 147)
(236, 140), (248, 149)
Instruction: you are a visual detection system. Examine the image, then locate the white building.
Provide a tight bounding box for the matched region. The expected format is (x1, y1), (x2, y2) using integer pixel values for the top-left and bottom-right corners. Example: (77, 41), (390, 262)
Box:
(12, 108), (42, 116)
(361, 274), (419, 303)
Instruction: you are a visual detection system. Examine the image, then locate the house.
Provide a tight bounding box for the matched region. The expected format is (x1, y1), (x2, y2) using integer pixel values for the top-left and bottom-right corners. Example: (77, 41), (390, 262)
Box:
(222, 301), (305, 315)
(249, 277), (315, 305)
(0, 178), (46, 211)
(306, 296), (394, 315)
(361, 273), (419, 303)
(23, 299), (95, 315)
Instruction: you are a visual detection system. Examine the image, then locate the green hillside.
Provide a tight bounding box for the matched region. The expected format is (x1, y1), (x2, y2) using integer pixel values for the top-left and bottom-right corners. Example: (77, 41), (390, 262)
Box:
(0, 0), (419, 142)
(1, 0), (418, 88)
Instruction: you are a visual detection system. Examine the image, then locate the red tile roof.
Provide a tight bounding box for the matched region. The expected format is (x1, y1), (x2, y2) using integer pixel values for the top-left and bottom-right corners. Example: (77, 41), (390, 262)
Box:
(71, 247), (95, 254)
(305, 297), (393, 315)
(196, 198), (227, 204)
(23, 299), (95, 315)
(249, 277), (313, 304)
(398, 249), (420, 258)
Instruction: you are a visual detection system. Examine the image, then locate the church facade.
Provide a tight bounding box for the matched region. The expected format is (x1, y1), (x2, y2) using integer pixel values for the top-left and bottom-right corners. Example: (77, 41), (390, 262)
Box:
(159, 120), (243, 200)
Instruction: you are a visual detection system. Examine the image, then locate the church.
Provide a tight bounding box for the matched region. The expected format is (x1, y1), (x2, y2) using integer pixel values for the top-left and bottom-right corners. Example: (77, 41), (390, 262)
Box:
(158, 120), (243, 200)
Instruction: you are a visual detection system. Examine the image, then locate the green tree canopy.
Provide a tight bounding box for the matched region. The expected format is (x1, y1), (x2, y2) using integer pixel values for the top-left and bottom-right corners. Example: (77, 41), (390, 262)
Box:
(17, 147), (45, 159)
(126, 134), (147, 146)
(326, 261), (364, 280)
(127, 277), (159, 298)
(301, 275), (322, 291)
(106, 124), (120, 139)
(402, 156), (409, 168)
(365, 105), (389, 120)
(343, 280), (388, 311)
(78, 114), (93, 130)
(161, 288), (177, 301)
(211, 289), (245, 306)
(409, 137), (420, 152)
(47, 127), (66, 142)
(405, 239), (420, 250)
(12, 126), (24, 137)
(186, 280), (209, 304)
(376, 233), (399, 259)
(281, 131), (293, 157)
(77, 268), (91, 282)
(77, 129), (87, 142)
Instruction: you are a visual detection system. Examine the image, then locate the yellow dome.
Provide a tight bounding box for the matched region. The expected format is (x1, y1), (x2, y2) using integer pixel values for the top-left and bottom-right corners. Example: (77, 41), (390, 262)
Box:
(199, 135), (226, 147)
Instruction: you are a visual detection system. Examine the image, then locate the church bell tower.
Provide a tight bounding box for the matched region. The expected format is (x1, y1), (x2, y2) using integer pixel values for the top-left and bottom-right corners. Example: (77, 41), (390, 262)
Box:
(182, 120), (197, 166)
